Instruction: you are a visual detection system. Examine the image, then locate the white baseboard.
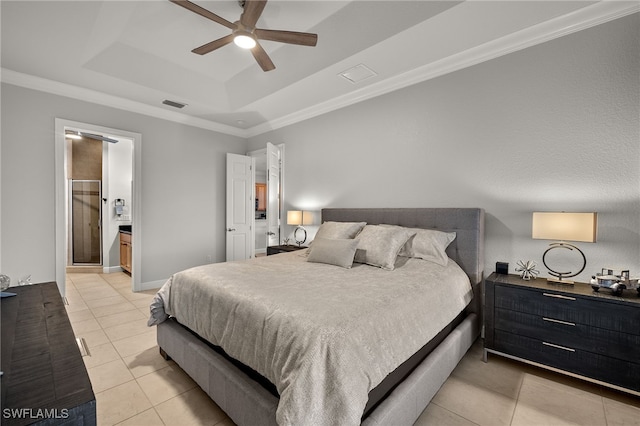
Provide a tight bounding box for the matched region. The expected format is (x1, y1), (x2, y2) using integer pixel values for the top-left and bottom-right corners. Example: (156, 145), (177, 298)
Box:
(138, 279), (166, 292)
(99, 268), (164, 292)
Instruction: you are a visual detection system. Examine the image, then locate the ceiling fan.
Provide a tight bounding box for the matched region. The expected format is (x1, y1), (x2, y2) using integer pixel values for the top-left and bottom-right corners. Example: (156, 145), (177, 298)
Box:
(170, 0), (318, 72)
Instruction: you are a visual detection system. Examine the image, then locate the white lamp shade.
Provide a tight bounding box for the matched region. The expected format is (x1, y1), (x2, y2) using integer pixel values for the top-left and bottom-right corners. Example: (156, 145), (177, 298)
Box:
(287, 210), (303, 226)
(532, 212), (598, 243)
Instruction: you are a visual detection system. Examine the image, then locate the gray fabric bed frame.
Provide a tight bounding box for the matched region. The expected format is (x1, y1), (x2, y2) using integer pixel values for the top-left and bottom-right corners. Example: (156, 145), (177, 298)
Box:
(157, 207), (485, 425)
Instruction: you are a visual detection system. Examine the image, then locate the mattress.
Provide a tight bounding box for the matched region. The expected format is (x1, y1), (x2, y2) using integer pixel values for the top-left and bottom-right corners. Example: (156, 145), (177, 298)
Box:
(165, 307), (466, 421)
(149, 250), (473, 426)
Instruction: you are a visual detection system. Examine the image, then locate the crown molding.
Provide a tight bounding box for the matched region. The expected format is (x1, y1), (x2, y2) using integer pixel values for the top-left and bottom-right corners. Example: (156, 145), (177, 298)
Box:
(2, 1), (637, 140)
(245, 1), (639, 138)
(0, 68), (248, 138)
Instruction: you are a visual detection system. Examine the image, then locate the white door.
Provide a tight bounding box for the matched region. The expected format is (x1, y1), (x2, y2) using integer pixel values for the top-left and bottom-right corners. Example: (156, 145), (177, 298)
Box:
(226, 153), (254, 261)
(266, 143), (281, 247)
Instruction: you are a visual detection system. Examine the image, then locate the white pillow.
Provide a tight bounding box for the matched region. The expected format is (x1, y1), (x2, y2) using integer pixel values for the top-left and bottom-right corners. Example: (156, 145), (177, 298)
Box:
(381, 224), (456, 266)
(314, 221), (366, 240)
(307, 238), (359, 268)
(353, 225), (416, 270)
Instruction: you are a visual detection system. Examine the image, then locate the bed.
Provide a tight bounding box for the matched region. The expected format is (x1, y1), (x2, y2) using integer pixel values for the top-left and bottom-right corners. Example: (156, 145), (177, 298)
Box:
(149, 207), (485, 425)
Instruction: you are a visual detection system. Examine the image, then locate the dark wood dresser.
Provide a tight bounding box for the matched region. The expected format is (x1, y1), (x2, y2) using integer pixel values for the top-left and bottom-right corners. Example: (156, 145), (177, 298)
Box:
(1, 282), (96, 425)
(266, 245), (307, 255)
(484, 272), (640, 395)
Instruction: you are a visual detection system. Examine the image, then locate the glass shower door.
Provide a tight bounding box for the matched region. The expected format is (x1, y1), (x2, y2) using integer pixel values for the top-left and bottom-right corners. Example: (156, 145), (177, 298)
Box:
(71, 180), (102, 265)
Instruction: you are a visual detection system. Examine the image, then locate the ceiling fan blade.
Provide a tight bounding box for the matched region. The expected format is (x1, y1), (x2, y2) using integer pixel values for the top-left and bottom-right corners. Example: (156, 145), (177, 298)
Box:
(240, 0), (267, 29)
(192, 34), (234, 55)
(251, 42), (275, 72)
(255, 29), (317, 46)
(170, 0), (235, 30)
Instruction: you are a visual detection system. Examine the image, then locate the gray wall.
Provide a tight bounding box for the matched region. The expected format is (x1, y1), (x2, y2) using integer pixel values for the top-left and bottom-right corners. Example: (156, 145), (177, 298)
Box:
(248, 14), (640, 283)
(1, 84), (246, 287)
(1, 14), (637, 288)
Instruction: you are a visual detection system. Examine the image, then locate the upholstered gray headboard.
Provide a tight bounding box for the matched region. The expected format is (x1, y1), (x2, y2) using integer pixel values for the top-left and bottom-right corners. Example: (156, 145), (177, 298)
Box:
(321, 208), (485, 286)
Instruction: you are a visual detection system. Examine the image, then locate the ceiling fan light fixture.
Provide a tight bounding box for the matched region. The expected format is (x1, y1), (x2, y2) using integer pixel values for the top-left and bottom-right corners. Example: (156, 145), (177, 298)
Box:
(171, 0), (318, 71)
(234, 33), (256, 49)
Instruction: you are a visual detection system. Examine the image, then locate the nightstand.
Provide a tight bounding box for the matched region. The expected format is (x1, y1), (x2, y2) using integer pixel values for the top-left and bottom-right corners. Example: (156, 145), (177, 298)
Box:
(484, 272), (640, 395)
(266, 245), (307, 255)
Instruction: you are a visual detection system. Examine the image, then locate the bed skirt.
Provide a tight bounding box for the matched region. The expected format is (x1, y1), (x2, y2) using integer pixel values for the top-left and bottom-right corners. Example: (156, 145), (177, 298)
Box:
(157, 312), (479, 426)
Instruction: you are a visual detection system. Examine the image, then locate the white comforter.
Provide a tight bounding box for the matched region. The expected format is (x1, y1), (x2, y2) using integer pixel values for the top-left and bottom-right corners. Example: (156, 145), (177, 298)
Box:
(149, 251), (472, 426)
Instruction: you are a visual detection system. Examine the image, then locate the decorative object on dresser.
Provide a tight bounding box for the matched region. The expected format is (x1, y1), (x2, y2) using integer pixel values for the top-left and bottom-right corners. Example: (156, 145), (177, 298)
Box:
(1, 282), (96, 425)
(515, 260), (539, 280)
(0, 273), (10, 291)
(532, 211), (598, 284)
(266, 244), (307, 255)
(496, 261), (509, 275)
(590, 268), (640, 296)
(484, 272), (640, 395)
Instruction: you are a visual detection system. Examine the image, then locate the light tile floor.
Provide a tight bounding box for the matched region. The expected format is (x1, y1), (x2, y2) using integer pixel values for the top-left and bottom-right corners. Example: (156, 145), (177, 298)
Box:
(67, 272), (640, 426)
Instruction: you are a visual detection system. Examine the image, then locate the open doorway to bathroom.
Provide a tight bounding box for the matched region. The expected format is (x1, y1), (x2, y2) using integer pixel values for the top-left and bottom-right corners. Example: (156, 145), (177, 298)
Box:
(66, 131), (105, 271)
(55, 119), (142, 297)
(64, 130), (132, 276)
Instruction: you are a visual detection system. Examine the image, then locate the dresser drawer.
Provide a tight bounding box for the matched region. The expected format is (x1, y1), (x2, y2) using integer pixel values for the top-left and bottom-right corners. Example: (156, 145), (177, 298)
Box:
(495, 285), (640, 332)
(494, 330), (640, 392)
(495, 308), (640, 364)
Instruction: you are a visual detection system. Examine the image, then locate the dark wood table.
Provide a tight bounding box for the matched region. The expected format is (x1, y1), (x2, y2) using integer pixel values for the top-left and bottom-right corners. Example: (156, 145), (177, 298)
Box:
(1, 282), (96, 425)
(266, 245), (308, 255)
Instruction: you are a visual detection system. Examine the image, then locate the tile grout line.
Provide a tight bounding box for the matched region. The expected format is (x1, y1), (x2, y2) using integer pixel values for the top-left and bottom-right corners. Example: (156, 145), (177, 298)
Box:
(431, 401), (481, 426)
(508, 370), (525, 426)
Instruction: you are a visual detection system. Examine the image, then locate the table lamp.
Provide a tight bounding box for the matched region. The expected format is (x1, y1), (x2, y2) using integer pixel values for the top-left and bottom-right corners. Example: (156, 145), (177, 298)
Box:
(532, 212), (598, 284)
(287, 210), (308, 246)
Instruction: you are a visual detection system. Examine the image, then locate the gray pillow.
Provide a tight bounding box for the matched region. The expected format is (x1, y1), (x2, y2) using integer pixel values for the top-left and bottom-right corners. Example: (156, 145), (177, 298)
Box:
(314, 221), (366, 240)
(354, 225), (416, 270)
(307, 238), (359, 268)
(381, 224), (456, 266)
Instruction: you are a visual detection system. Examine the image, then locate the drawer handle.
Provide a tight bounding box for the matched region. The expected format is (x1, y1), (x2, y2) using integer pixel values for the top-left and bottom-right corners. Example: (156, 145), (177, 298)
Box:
(542, 317), (576, 326)
(542, 342), (576, 352)
(542, 293), (576, 301)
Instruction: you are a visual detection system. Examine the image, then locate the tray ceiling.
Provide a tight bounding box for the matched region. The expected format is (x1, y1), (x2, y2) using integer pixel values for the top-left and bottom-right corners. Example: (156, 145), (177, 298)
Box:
(2, 1), (637, 137)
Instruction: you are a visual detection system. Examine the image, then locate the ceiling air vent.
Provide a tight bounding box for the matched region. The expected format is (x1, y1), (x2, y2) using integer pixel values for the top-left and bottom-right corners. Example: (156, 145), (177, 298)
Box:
(162, 99), (187, 109)
(338, 64), (377, 84)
